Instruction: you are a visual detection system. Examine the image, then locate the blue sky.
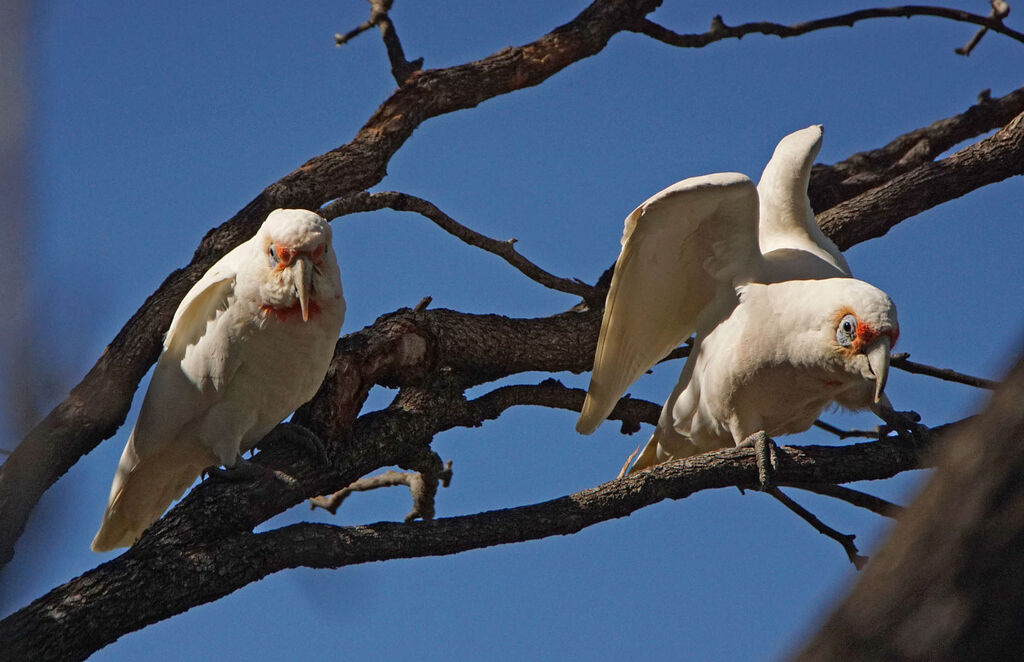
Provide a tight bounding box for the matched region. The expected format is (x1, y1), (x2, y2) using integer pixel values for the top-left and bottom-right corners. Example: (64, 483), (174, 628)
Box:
(3, 1), (1023, 660)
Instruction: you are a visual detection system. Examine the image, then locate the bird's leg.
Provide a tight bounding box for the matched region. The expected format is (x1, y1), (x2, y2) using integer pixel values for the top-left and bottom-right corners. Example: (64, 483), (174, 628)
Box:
(203, 455), (299, 488)
(254, 422), (330, 466)
(737, 430), (777, 492)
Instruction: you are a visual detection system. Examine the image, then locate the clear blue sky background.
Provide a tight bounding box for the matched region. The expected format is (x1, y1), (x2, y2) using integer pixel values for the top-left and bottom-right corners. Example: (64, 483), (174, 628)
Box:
(3, 1), (1023, 660)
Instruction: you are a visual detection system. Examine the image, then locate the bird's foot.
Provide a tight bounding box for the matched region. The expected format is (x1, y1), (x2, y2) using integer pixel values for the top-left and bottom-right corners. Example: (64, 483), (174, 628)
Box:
(256, 422), (330, 466)
(738, 430), (777, 492)
(203, 457), (299, 488)
(875, 406), (929, 447)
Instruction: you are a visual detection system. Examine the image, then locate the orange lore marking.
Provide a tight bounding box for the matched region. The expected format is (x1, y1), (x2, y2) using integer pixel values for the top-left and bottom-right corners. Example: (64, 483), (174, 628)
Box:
(261, 300), (321, 322)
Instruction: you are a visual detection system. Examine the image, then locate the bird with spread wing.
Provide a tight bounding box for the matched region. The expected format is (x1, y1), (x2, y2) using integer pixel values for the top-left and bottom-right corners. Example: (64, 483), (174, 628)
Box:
(575, 126), (904, 477)
(92, 208), (345, 552)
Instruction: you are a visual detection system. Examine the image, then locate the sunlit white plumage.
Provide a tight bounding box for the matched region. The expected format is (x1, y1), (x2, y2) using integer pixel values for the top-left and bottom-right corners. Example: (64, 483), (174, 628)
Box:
(575, 126), (899, 475)
(92, 209), (345, 551)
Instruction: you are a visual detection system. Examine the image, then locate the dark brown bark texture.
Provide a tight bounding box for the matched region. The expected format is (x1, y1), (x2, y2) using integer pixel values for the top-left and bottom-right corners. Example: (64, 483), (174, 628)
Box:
(1, 1), (1023, 659)
(795, 348), (1024, 662)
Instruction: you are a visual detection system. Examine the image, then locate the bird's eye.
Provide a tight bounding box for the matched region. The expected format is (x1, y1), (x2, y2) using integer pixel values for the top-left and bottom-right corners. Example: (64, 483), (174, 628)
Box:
(836, 314), (857, 347)
(268, 244), (279, 266)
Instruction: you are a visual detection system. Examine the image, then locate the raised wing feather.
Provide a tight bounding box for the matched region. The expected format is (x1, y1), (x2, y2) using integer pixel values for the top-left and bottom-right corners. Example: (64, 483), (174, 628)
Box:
(576, 172), (761, 433)
(757, 125), (850, 276)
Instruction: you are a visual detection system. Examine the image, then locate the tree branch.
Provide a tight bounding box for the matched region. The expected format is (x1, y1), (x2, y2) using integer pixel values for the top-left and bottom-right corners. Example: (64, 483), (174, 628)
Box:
(810, 85), (1024, 212)
(818, 108), (1024, 249)
(891, 352), (999, 389)
(0, 434), (937, 661)
(767, 486), (868, 570)
(321, 191), (599, 304)
(335, 0), (423, 85)
(631, 6), (1024, 50)
(956, 0), (1011, 55)
(785, 482), (906, 519)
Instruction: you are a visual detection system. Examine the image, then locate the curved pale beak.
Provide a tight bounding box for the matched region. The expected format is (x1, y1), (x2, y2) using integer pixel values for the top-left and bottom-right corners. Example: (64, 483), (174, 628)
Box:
(292, 257), (313, 322)
(864, 335), (892, 403)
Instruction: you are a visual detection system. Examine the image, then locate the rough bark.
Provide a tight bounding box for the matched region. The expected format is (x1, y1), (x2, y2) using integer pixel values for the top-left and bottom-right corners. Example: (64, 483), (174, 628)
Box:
(0, 433), (934, 662)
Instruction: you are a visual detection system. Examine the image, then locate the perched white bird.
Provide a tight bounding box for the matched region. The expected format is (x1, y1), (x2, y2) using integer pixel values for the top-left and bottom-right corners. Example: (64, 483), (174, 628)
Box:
(92, 209), (345, 552)
(575, 126), (900, 476)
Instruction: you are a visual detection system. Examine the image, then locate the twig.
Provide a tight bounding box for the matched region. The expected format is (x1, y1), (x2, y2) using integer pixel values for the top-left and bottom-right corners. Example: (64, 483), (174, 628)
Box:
(956, 0), (1011, 55)
(335, 0), (423, 85)
(310, 460), (452, 521)
(632, 5), (1024, 50)
(766, 486), (868, 569)
(784, 482), (905, 519)
(891, 352), (998, 389)
(813, 420), (883, 440)
(321, 191), (600, 305)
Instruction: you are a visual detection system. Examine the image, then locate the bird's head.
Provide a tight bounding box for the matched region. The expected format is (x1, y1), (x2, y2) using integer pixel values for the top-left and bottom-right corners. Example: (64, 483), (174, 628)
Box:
(829, 282), (899, 403)
(256, 209), (336, 322)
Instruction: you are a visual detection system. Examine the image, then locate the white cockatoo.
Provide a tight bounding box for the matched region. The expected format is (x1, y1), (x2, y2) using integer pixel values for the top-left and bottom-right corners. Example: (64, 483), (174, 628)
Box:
(92, 209), (345, 552)
(575, 126), (900, 476)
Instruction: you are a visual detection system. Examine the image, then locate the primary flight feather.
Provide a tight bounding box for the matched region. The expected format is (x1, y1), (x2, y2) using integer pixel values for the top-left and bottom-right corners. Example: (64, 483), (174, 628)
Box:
(92, 209), (345, 552)
(575, 126), (900, 475)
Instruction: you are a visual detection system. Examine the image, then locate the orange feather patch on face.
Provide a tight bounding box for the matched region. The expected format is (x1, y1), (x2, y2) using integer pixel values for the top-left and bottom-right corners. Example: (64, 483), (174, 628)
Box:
(832, 307), (898, 354)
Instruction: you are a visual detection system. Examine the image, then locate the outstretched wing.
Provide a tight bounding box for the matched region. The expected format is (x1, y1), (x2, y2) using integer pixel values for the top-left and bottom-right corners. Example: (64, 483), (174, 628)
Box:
(757, 125), (850, 278)
(576, 172), (761, 434)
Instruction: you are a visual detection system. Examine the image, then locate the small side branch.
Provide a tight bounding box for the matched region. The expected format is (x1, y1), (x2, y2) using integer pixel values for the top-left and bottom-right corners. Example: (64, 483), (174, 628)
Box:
(956, 0), (1011, 55)
(310, 460), (453, 522)
(891, 353), (998, 389)
(813, 420), (881, 440)
(321, 191), (600, 305)
(335, 0), (423, 85)
(632, 5), (1024, 50)
(766, 486), (868, 569)
(785, 482), (905, 519)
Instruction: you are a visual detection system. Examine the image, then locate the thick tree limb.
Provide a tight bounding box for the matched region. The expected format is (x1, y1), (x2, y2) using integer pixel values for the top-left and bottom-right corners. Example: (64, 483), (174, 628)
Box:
(818, 109), (1024, 249)
(810, 85), (1024, 212)
(0, 433), (936, 661)
(795, 345), (1024, 661)
(632, 6), (1024, 50)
